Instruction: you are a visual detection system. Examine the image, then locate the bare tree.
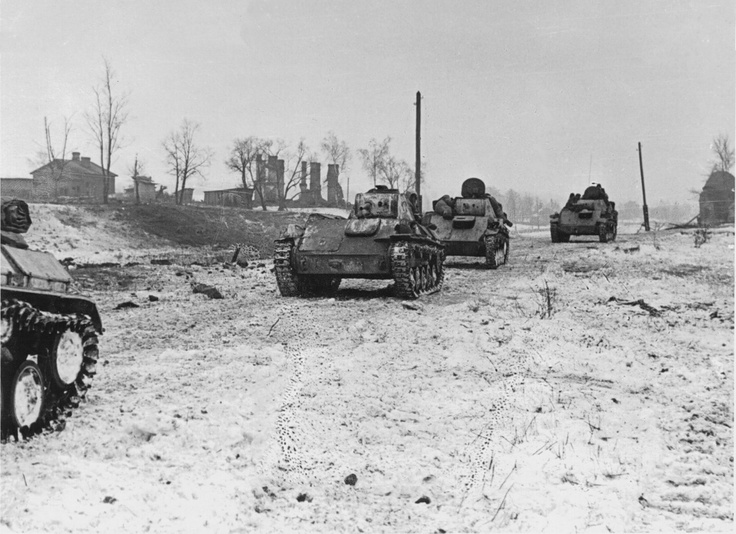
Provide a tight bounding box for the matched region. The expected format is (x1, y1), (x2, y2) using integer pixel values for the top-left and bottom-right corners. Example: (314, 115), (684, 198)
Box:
(85, 58), (129, 204)
(401, 160), (426, 196)
(321, 131), (352, 200)
(519, 193), (536, 224)
(225, 137), (276, 210)
(711, 134), (734, 173)
(38, 116), (73, 200)
(226, 137), (269, 189)
(505, 189), (520, 221)
(379, 155), (415, 193)
(128, 155), (146, 204)
(358, 137), (391, 188)
(277, 139), (311, 211)
(163, 119), (213, 205)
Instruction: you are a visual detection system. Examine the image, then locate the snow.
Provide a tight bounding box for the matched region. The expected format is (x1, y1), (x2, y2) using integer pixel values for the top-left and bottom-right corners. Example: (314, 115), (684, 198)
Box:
(1, 205), (733, 533)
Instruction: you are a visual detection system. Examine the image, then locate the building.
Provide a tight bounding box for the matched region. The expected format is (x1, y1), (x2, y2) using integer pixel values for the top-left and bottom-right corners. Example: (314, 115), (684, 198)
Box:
(255, 155), (285, 204)
(0, 178), (34, 201)
(297, 161), (328, 207)
(179, 188), (194, 204)
(124, 176), (157, 203)
(203, 187), (254, 208)
(30, 152), (117, 201)
(699, 170), (735, 225)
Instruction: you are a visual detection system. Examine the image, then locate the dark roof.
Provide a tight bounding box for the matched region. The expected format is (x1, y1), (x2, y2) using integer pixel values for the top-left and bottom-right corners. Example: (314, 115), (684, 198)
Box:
(133, 176), (155, 184)
(204, 187), (254, 193)
(703, 171), (735, 192)
(31, 157), (117, 178)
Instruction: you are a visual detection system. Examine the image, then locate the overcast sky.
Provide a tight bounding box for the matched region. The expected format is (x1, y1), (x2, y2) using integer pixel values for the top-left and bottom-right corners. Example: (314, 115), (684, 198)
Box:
(1, 0), (733, 206)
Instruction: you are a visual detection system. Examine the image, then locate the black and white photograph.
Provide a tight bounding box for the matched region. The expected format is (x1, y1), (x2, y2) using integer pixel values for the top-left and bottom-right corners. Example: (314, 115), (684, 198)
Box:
(0, 1), (733, 532)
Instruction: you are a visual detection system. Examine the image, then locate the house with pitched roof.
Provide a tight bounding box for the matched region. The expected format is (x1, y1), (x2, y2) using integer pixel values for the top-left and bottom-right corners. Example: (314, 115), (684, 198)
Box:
(29, 152), (117, 201)
(699, 170), (735, 225)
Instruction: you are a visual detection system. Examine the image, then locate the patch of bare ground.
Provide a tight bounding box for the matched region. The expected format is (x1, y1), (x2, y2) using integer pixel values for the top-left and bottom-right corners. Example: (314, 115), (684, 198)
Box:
(1, 214), (732, 533)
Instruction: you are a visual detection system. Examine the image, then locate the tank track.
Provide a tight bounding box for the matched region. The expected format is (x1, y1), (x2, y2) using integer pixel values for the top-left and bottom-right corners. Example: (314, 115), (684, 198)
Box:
(550, 223), (560, 243)
(484, 234), (509, 269)
(274, 241), (342, 297)
(274, 240), (304, 297)
(390, 240), (445, 299)
(1, 299), (99, 439)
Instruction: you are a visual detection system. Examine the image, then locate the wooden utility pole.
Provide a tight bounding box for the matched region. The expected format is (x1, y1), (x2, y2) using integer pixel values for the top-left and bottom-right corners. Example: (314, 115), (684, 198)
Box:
(415, 91), (422, 209)
(637, 142), (651, 231)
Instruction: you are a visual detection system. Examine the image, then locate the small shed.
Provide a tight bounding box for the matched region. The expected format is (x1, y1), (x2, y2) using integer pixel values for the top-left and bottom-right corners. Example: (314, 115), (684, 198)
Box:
(125, 176), (157, 202)
(203, 187), (254, 209)
(699, 170), (735, 225)
(179, 188), (194, 204)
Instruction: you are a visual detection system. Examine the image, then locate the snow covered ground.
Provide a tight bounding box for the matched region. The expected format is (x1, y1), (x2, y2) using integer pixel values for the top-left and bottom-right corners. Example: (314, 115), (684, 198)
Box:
(1, 205), (733, 533)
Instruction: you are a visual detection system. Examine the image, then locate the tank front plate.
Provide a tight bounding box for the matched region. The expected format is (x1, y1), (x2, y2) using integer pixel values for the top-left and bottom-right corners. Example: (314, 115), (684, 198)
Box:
(299, 254), (389, 277)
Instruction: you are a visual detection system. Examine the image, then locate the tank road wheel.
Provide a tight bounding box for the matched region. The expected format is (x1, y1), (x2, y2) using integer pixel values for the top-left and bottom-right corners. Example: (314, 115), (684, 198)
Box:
(1, 315), (12, 344)
(484, 235), (507, 269)
(1, 300), (100, 438)
(48, 330), (84, 390)
(274, 241), (306, 297)
(44, 324), (99, 417)
(9, 360), (46, 438)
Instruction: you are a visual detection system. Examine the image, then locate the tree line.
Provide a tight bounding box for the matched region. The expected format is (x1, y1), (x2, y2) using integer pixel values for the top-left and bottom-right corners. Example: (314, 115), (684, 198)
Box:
(38, 59), (734, 212)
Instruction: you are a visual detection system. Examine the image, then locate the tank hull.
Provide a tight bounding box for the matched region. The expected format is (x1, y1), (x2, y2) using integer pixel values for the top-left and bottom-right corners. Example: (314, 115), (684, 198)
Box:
(425, 212), (507, 257)
(424, 182), (510, 268)
(274, 189), (445, 298)
(550, 198), (618, 243)
(289, 217), (393, 278)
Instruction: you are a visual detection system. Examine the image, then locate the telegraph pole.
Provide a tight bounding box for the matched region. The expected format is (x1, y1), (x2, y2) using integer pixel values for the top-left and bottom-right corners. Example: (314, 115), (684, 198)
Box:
(415, 91), (422, 209)
(637, 142), (651, 231)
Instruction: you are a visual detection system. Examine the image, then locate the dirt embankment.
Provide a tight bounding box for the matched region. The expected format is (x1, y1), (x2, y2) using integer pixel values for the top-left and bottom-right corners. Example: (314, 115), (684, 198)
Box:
(23, 202), (309, 264)
(1, 205), (733, 533)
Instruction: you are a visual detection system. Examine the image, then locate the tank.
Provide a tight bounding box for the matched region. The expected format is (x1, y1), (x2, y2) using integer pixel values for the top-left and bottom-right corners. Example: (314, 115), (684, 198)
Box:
(274, 186), (445, 299)
(1, 199), (102, 440)
(549, 184), (618, 243)
(422, 178), (512, 269)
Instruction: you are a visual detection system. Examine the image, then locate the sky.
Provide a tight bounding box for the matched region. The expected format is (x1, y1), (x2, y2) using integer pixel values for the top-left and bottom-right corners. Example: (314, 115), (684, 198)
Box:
(1, 0), (733, 207)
